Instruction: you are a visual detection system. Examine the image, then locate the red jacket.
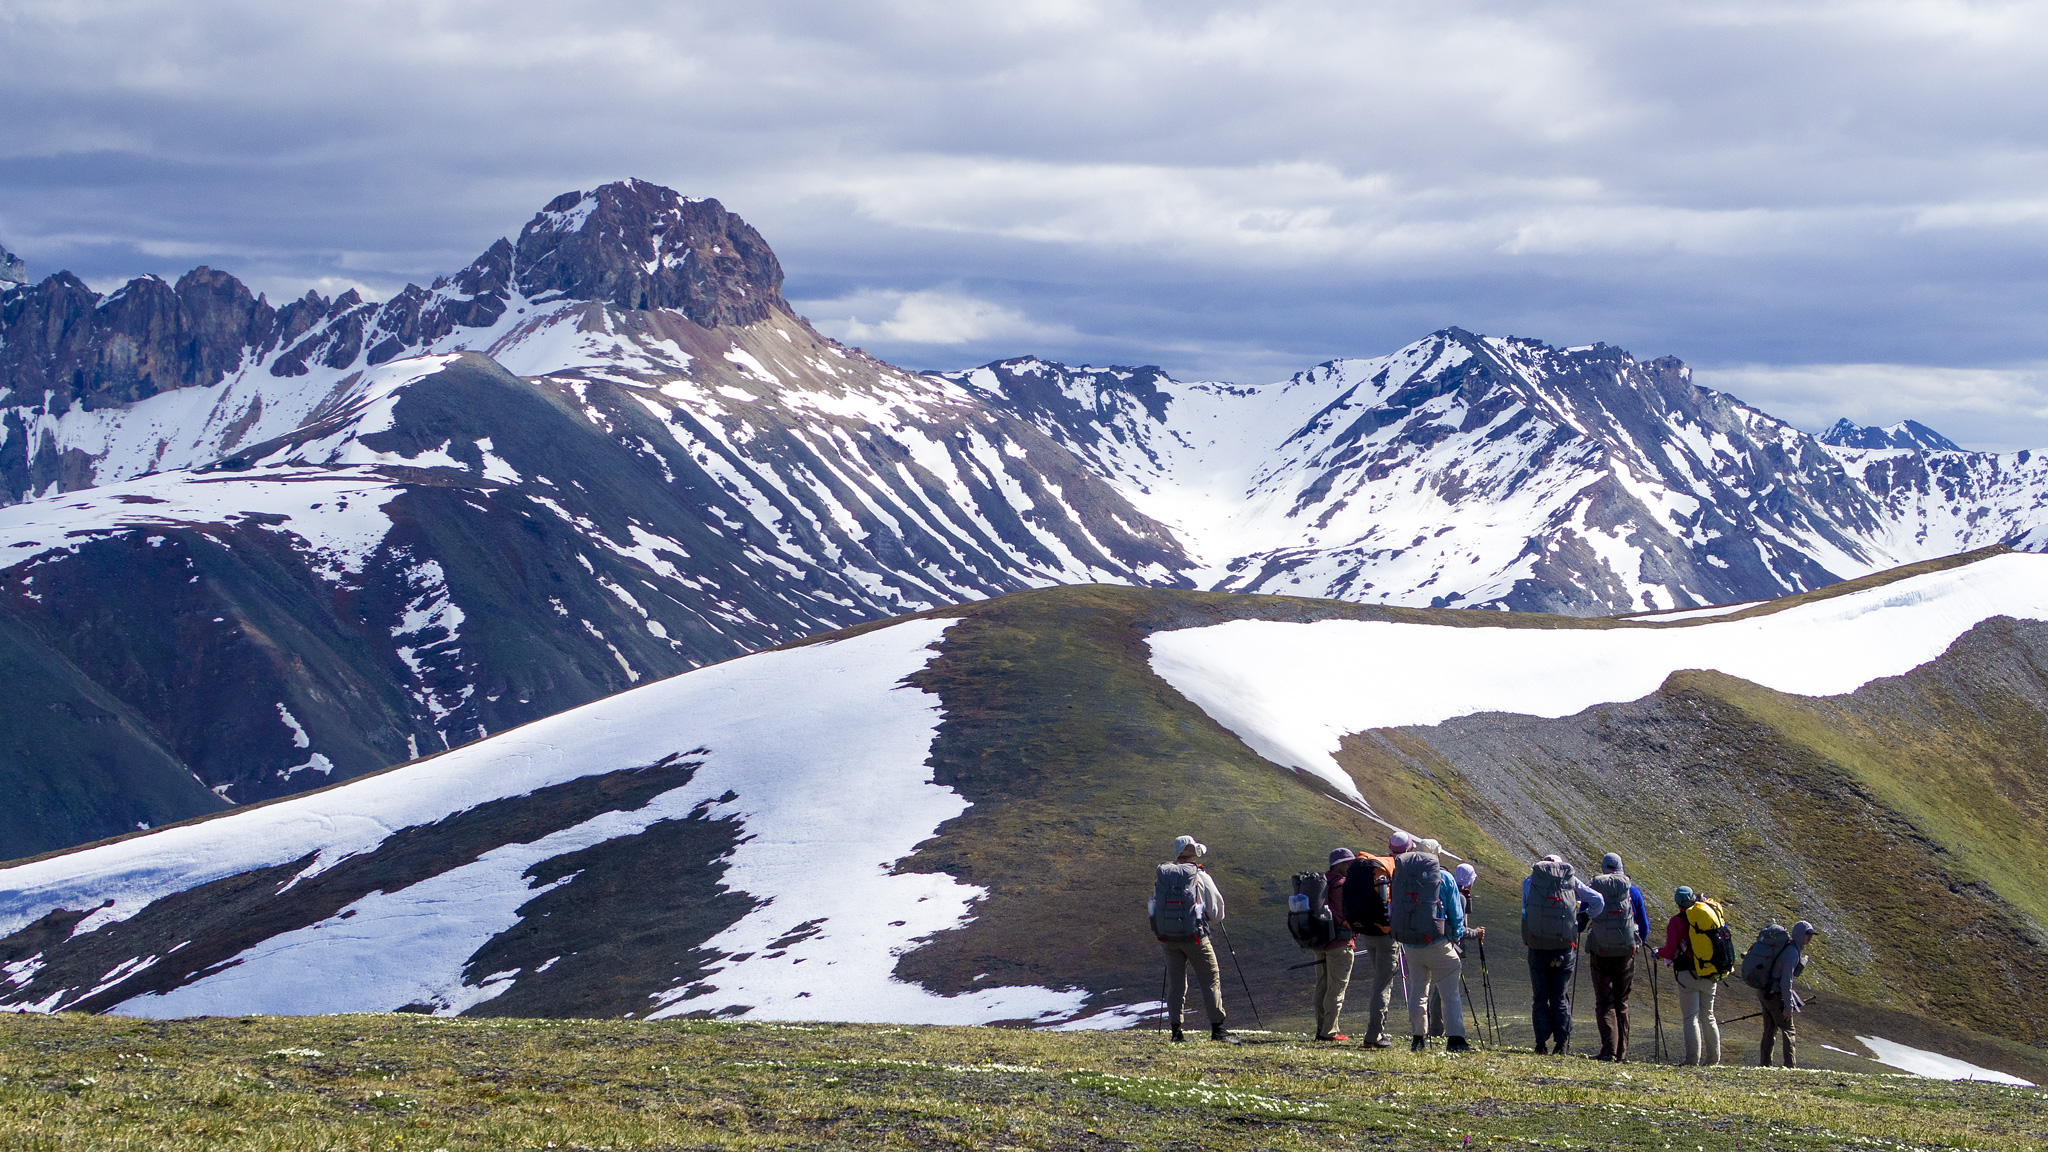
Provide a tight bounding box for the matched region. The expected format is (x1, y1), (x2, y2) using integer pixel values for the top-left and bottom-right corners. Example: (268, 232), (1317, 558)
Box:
(1319, 866), (1356, 951)
(1653, 912), (1688, 963)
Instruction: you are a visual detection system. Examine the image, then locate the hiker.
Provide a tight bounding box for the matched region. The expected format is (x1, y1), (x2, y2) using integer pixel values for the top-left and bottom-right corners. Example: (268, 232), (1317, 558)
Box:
(1652, 886), (1729, 1066)
(1338, 834), (1404, 1048)
(1427, 862), (1487, 1036)
(1391, 838), (1470, 1053)
(1149, 835), (1231, 1042)
(1744, 920), (1816, 1067)
(1521, 854), (1606, 1055)
(1584, 853), (1650, 1062)
(1312, 849), (1359, 1040)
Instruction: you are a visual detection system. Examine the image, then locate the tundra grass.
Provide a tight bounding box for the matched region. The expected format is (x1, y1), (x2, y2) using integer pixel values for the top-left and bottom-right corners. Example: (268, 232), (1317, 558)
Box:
(3, 1014), (2044, 1152)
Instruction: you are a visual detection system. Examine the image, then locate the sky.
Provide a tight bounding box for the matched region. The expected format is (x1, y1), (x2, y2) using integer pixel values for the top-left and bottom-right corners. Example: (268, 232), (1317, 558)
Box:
(6, 1), (2048, 448)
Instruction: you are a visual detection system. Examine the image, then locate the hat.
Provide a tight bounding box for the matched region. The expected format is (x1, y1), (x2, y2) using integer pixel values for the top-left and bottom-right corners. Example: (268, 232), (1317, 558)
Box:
(1541, 853), (1564, 864)
(1329, 847), (1357, 866)
(1452, 863), (1477, 888)
(1172, 835), (1207, 858)
(1419, 838), (1441, 857)
(1601, 852), (1623, 873)
(1389, 831), (1416, 853)
(1674, 886), (1695, 907)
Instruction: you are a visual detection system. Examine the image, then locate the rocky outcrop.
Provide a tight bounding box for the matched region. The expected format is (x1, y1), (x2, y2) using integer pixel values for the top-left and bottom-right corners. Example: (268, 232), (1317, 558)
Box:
(512, 179), (786, 326)
(1820, 417), (1964, 452)
(0, 245), (24, 286)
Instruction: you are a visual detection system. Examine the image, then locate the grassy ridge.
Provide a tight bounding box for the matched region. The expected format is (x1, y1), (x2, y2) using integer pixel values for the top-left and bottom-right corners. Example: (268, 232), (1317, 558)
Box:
(2, 1013), (2042, 1151)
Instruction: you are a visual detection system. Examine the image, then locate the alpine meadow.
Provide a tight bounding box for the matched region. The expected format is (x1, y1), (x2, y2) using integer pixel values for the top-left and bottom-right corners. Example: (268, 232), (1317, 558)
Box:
(2, 177), (2047, 1150)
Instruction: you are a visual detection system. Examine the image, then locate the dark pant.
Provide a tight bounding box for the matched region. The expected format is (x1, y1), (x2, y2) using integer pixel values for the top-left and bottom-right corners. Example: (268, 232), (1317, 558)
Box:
(1759, 993), (1796, 1067)
(1589, 951), (1635, 1059)
(1528, 946), (1576, 1049)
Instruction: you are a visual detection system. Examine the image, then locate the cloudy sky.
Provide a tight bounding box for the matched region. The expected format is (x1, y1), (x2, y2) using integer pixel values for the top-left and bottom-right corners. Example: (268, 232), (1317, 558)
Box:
(6, 1), (2048, 447)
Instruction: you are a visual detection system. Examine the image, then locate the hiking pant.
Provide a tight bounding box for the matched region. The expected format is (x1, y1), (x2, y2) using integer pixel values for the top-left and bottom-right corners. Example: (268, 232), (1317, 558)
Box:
(1313, 947), (1354, 1037)
(1160, 937), (1225, 1029)
(1589, 951), (1635, 1059)
(1528, 946), (1576, 1049)
(1674, 969), (1720, 1066)
(1758, 992), (1796, 1067)
(1402, 939), (1464, 1038)
(1356, 934), (1398, 1043)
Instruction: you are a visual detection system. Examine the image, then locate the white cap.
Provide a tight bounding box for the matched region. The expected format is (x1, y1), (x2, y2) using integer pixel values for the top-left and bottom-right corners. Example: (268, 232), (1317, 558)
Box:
(1172, 835), (1207, 858)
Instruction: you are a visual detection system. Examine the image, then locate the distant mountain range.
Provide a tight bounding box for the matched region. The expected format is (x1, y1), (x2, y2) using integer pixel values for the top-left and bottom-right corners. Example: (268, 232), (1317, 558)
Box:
(4, 547), (2044, 1084)
(1, 180), (2046, 860)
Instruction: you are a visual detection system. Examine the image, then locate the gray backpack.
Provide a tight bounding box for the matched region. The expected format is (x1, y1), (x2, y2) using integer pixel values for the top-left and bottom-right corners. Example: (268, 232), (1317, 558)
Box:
(1523, 859), (1580, 950)
(1586, 873), (1639, 957)
(1389, 852), (1446, 946)
(1151, 863), (1207, 941)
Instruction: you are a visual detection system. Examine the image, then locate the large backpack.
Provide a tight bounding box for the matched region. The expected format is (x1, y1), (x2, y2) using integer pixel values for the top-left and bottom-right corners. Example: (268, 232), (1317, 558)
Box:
(1682, 897), (1737, 980)
(1522, 859), (1580, 950)
(1151, 863), (1208, 942)
(1740, 924), (1794, 991)
(1389, 852), (1446, 946)
(1585, 873), (1640, 957)
(1287, 871), (1337, 949)
(1341, 855), (1393, 934)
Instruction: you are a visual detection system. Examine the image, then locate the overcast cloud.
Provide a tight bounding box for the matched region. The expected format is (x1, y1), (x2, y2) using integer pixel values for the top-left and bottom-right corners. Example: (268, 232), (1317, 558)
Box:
(5, 1), (2048, 446)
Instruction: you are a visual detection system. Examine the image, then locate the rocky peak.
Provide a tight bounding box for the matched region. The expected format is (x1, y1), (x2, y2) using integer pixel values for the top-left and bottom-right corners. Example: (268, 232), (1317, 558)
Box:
(0, 244), (24, 286)
(511, 179), (785, 327)
(1820, 417), (1965, 452)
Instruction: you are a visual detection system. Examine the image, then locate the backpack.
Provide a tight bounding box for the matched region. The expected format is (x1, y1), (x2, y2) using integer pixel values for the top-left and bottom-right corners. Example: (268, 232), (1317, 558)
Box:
(1341, 855), (1393, 934)
(1389, 852), (1446, 946)
(1151, 863), (1208, 942)
(1522, 859), (1580, 950)
(1682, 897), (1737, 980)
(1585, 873), (1639, 958)
(1740, 924), (1795, 991)
(1287, 871), (1337, 949)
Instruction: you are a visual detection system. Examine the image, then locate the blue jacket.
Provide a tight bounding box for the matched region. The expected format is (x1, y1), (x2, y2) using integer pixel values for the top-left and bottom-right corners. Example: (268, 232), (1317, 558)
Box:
(1437, 871), (1465, 941)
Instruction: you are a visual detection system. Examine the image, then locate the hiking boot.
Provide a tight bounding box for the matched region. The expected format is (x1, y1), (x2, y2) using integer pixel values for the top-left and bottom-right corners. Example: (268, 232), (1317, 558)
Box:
(1170, 1027), (1186, 1043)
(1446, 1036), (1472, 1054)
(1315, 1033), (1350, 1043)
(1595, 1052), (1615, 1062)
(1533, 1042), (1548, 1055)
(1363, 1036), (1392, 1049)
(1210, 1024), (1234, 1043)
(1410, 1035), (1427, 1053)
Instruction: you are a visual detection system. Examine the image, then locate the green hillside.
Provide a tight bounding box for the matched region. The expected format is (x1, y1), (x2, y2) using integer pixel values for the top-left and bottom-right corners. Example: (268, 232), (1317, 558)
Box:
(2, 1013), (2042, 1151)
(865, 557), (2047, 1070)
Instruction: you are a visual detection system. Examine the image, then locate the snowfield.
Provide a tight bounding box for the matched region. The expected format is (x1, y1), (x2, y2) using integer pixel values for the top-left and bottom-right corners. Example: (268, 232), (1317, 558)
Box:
(1857, 1036), (2036, 1086)
(0, 618), (1089, 1025)
(1147, 551), (2048, 803)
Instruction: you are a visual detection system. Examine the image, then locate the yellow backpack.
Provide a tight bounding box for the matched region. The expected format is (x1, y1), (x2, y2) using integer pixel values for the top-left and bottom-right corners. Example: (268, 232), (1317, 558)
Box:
(1683, 896), (1737, 980)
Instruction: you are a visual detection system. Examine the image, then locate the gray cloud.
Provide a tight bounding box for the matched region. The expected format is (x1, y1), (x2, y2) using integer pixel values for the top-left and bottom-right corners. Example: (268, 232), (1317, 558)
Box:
(5, 1), (2048, 446)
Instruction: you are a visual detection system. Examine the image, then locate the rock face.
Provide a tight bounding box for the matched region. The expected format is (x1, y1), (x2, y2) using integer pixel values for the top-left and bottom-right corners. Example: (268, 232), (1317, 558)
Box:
(0, 245), (24, 287)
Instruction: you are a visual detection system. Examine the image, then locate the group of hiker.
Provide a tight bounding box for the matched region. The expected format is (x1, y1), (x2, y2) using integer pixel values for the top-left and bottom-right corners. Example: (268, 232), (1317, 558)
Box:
(1149, 834), (1819, 1066)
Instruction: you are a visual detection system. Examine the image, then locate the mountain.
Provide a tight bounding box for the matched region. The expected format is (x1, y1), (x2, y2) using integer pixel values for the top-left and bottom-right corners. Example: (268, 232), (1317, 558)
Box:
(4, 180), (2048, 861)
(1820, 417), (1964, 452)
(4, 545), (2045, 1083)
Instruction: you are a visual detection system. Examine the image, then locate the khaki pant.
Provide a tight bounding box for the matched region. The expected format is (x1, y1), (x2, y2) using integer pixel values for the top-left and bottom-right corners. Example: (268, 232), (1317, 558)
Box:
(1160, 937), (1225, 1029)
(1402, 938), (1464, 1038)
(1356, 934), (1398, 1043)
(1674, 968), (1720, 1066)
(1314, 947), (1354, 1037)
(1759, 992), (1796, 1067)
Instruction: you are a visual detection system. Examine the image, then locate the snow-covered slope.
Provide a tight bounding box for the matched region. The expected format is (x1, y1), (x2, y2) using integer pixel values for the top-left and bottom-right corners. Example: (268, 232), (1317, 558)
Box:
(1149, 549), (2048, 805)
(0, 616), (1092, 1025)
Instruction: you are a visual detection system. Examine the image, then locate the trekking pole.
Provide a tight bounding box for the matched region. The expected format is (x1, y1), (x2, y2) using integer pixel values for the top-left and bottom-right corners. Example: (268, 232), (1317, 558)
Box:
(1458, 969), (1487, 1048)
(1478, 938), (1501, 1046)
(1214, 922), (1263, 1027)
(1644, 943), (1666, 1063)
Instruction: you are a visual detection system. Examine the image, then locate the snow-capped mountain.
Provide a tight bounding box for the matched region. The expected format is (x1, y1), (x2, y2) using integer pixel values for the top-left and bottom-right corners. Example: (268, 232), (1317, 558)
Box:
(4, 547), (2045, 1070)
(4, 178), (2048, 860)
(947, 342), (2048, 613)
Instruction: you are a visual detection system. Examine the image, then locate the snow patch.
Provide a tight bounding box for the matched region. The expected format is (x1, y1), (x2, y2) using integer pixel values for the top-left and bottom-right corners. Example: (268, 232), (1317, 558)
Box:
(1857, 1036), (2034, 1085)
